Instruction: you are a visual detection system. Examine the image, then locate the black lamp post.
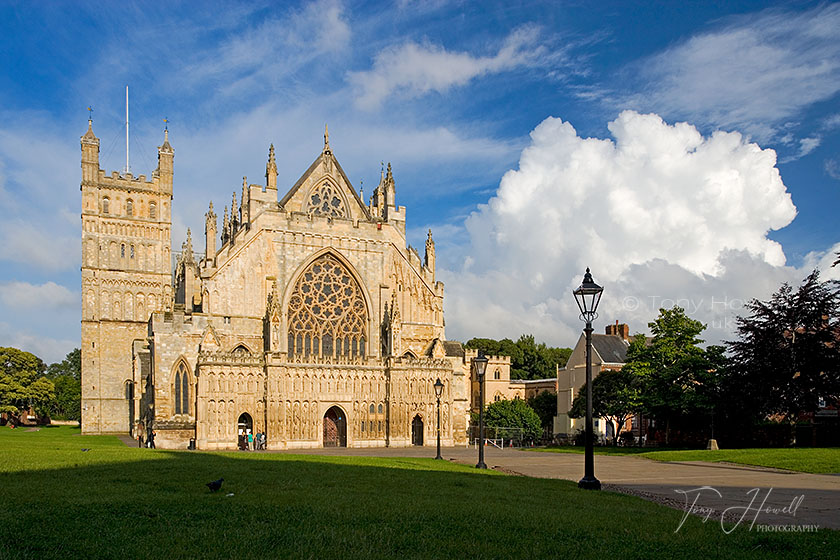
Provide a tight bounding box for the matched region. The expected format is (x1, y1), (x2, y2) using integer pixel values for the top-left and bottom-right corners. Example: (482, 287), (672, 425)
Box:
(573, 267), (603, 490)
(472, 351), (489, 469)
(434, 378), (444, 460)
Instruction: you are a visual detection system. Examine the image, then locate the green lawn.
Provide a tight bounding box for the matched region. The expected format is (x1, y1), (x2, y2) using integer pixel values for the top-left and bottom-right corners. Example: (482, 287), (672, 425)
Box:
(0, 426), (836, 559)
(533, 445), (840, 474)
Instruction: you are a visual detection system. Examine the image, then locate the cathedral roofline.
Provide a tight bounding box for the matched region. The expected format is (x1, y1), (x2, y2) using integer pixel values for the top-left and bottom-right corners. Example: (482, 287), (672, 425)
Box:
(278, 148), (373, 222)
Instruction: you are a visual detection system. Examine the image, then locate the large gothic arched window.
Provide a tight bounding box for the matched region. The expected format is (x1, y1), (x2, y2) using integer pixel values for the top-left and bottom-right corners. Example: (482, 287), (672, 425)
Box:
(287, 253), (367, 360)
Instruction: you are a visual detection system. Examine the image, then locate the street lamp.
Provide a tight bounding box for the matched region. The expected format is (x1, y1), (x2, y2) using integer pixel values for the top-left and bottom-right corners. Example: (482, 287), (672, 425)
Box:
(472, 351), (489, 469)
(434, 378), (444, 460)
(573, 267), (603, 490)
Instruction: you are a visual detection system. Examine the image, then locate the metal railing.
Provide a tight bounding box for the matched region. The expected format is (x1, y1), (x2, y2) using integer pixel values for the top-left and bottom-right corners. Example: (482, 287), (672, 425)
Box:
(467, 425), (532, 448)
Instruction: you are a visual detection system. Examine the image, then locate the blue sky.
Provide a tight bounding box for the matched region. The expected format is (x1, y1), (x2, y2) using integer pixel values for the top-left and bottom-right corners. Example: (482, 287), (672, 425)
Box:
(1, 0), (839, 363)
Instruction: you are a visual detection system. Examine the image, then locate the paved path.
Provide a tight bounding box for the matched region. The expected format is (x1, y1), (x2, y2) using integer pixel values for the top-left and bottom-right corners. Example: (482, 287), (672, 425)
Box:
(117, 434), (143, 447)
(272, 445), (840, 530)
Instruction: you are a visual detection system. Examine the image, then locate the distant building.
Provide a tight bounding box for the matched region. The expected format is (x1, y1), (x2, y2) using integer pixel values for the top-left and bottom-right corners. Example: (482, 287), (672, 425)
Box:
(554, 321), (632, 440)
(519, 378), (558, 400)
(466, 354), (557, 411)
(467, 351), (525, 412)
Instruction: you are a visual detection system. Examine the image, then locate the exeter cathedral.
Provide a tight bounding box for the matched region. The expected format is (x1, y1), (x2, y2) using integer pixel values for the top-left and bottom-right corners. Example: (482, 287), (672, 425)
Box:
(79, 120), (480, 450)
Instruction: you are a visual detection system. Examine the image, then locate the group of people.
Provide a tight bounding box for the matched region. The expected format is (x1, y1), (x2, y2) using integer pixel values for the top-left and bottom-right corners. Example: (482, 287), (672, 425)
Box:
(138, 429), (156, 448)
(133, 425), (268, 450)
(238, 429), (265, 451)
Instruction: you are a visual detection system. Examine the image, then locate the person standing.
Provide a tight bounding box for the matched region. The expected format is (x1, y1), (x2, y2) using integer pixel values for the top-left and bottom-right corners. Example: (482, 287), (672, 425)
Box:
(247, 430), (254, 451)
(148, 430), (156, 449)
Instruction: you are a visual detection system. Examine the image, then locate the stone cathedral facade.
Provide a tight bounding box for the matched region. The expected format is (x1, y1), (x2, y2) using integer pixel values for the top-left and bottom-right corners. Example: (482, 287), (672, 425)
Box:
(80, 121), (472, 450)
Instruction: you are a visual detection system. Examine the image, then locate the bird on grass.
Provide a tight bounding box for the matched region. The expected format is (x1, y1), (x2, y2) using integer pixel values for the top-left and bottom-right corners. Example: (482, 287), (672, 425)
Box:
(206, 478), (224, 492)
(81, 448), (90, 452)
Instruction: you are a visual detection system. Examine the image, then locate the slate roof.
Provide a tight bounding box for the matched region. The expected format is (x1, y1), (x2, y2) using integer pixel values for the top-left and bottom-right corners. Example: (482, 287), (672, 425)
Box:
(443, 341), (465, 358)
(591, 334), (629, 364)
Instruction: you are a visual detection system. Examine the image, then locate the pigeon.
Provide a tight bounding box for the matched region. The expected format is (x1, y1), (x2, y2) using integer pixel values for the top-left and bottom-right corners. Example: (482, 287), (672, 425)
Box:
(81, 448), (90, 452)
(206, 478), (224, 492)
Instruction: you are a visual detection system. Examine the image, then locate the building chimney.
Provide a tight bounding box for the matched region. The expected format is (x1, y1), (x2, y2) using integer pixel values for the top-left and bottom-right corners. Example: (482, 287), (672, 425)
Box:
(606, 320), (630, 340)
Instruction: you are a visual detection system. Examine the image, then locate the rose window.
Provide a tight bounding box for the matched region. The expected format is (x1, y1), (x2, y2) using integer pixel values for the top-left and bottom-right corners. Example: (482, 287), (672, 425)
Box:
(305, 181), (346, 217)
(288, 253), (367, 359)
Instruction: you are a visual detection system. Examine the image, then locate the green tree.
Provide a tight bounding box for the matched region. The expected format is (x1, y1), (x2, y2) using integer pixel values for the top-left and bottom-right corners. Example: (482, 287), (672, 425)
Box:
(526, 391), (557, 429)
(624, 307), (712, 443)
(569, 369), (641, 445)
(465, 335), (571, 380)
(46, 349), (82, 421)
(28, 377), (56, 417)
(46, 348), (81, 381)
(480, 398), (542, 441)
(0, 347), (52, 423)
(727, 270), (840, 420)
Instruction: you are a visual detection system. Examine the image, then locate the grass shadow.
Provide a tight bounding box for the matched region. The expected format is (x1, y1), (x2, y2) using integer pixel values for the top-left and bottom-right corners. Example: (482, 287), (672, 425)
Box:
(0, 429), (837, 559)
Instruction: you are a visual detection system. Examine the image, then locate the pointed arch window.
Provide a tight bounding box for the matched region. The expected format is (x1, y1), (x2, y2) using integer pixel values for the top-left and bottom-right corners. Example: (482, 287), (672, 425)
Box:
(174, 361), (190, 415)
(102, 197), (110, 215)
(126, 199), (133, 217)
(149, 202), (157, 219)
(287, 253), (368, 360)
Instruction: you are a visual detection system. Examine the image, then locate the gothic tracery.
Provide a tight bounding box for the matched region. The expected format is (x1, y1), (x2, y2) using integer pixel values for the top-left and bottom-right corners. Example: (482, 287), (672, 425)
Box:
(287, 253), (367, 360)
(305, 181), (346, 217)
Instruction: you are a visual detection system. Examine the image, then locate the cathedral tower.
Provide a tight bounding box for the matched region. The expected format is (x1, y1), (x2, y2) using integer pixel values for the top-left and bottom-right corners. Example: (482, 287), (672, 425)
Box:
(80, 120), (174, 434)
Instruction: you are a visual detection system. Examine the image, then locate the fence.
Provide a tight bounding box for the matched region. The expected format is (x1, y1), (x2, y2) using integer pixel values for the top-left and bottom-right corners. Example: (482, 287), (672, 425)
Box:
(467, 425), (533, 448)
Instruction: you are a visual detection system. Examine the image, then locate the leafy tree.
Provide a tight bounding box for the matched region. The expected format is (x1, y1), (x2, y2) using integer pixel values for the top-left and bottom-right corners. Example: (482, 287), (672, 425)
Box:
(465, 335), (571, 380)
(46, 348), (81, 381)
(569, 369), (641, 445)
(727, 270), (840, 420)
(480, 398), (542, 441)
(526, 391), (557, 429)
(46, 349), (82, 421)
(28, 377), (56, 417)
(623, 307), (713, 443)
(0, 347), (52, 423)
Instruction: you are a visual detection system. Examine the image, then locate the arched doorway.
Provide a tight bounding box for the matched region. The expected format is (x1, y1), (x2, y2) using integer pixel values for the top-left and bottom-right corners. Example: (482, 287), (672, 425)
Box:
(411, 415), (424, 446)
(237, 413), (253, 450)
(323, 406), (346, 447)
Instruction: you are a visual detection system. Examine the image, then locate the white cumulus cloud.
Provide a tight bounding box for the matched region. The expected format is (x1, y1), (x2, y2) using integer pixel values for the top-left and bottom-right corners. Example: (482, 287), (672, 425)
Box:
(442, 111), (817, 347)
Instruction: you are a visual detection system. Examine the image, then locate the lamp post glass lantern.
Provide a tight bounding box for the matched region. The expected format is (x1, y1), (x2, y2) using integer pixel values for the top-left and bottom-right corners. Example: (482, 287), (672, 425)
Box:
(472, 351), (489, 469)
(434, 378), (444, 460)
(573, 267), (603, 490)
